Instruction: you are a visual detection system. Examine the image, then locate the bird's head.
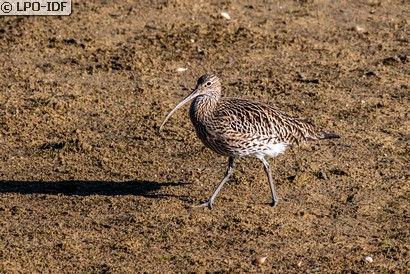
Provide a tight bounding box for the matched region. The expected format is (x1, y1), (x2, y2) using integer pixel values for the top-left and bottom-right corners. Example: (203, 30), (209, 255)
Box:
(160, 74), (221, 130)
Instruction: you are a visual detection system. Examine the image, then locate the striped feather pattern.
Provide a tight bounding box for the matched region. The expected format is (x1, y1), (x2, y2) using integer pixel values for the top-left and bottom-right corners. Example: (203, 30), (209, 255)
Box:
(189, 82), (338, 158)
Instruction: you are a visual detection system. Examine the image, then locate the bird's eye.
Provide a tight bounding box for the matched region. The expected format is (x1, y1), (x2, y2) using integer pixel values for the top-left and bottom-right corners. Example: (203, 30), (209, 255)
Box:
(205, 81), (212, 87)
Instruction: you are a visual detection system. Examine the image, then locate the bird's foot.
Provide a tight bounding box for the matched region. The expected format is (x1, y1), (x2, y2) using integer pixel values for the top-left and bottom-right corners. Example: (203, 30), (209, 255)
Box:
(270, 200), (278, 207)
(195, 200), (214, 209)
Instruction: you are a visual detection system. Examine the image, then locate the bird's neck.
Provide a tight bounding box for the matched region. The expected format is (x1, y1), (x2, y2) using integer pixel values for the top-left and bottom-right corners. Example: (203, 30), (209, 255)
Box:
(190, 93), (220, 123)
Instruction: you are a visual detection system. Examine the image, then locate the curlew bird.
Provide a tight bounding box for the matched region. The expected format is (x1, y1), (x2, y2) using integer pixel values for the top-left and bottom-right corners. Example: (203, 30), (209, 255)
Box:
(160, 74), (339, 209)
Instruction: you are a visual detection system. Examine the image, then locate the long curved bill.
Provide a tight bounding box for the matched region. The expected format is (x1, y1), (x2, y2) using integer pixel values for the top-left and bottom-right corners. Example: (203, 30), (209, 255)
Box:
(159, 89), (199, 130)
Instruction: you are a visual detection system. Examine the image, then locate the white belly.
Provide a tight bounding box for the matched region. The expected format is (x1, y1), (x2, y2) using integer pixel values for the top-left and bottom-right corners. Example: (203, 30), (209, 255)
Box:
(234, 141), (288, 158)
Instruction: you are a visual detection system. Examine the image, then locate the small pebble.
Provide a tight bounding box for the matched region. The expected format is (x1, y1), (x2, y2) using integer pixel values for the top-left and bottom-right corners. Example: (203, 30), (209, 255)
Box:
(175, 67), (188, 72)
(353, 25), (366, 33)
(220, 12), (230, 20)
(363, 255), (373, 263)
(254, 256), (267, 265)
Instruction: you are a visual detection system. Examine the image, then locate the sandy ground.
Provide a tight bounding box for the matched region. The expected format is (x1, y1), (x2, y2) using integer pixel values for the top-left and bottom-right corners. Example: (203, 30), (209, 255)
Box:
(0, 0), (409, 273)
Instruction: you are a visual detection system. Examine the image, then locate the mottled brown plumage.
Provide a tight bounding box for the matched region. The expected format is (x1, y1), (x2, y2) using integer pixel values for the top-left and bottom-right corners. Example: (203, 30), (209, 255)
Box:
(160, 74), (339, 209)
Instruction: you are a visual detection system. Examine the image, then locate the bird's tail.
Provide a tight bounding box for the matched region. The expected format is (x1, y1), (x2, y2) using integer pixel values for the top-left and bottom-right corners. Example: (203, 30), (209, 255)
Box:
(282, 117), (340, 144)
(309, 129), (340, 141)
(320, 130), (340, 140)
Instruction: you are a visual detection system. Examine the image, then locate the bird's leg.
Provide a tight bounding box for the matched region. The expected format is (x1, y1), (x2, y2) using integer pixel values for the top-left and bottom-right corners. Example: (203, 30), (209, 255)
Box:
(196, 156), (234, 209)
(257, 156), (278, 207)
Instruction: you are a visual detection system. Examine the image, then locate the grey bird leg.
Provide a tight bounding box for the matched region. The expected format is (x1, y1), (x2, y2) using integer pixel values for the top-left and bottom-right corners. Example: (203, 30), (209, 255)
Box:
(196, 156), (234, 209)
(257, 156), (278, 207)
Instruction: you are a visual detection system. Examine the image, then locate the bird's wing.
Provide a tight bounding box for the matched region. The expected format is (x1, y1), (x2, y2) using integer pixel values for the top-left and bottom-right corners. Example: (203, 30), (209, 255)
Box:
(214, 98), (325, 145)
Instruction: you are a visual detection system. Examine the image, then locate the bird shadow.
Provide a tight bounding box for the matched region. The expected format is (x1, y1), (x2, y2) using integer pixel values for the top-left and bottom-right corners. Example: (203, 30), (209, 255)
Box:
(0, 180), (190, 200)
